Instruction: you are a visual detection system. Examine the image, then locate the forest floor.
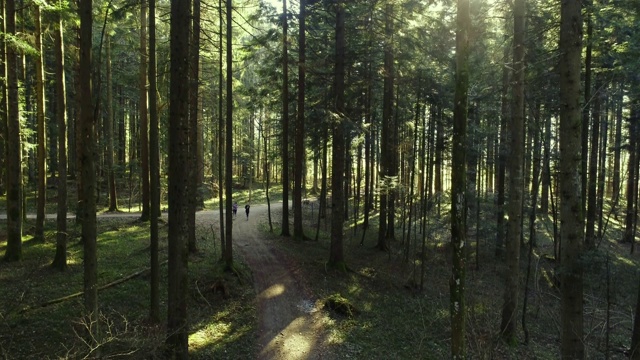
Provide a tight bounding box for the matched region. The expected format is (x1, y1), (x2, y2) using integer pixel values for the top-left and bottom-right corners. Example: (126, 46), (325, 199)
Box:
(2, 197), (640, 359)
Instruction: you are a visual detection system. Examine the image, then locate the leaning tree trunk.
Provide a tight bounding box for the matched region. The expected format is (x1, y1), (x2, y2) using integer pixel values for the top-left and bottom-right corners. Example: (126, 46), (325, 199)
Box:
(451, 0), (469, 356)
(559, 0), (585, 357)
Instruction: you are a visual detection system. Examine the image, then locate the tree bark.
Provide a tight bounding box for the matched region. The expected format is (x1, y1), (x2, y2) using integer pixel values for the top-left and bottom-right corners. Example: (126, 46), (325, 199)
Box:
(501, 0), (525, 342)
(612, 81), (623, 203)
(148, 0), (161, 323)
(624, 101), (639, 245)
(188, 0), (200, 253)
(293, 0), (306, 241)
(585, 71), (601, 249)
(329, 0), (345, 270)
(495, 31), (509, 257)
(224, 0), (234, 269)
(218, 0), (225, 259)
(35, 5), (46, 243)
(581, 13), (592, 218)
(139, 1), (150, 222)
(377, 3), (395, 251)
(451, 0), (469, 356)
(0, 0), (6, 197)
(4, 0), (23, 261)
(281, 0), (291, 237)
(166, 0), (191, 355)
(79, 0), (98, 345)
(559, 0), (584, 357)
(106, 34), (118, 212)
(52, 5), (68, 270)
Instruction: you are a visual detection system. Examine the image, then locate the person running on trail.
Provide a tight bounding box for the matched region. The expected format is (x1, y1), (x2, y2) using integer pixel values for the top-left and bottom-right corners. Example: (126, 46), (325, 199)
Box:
(245, 204), (250, 220)
(232, 202), (238, 218)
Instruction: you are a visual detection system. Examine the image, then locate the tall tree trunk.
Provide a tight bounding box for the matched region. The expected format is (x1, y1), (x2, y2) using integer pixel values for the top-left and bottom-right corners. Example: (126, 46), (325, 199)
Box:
(188, 0), (200, 253)
(597, 85), (608, 241)
(329, 0), (345, 270)
(612, 81), (623, 203)
(106, 34), (117, 212)
(451, 0), (469, 356)
(148, 0), (160, 323)
(387, 80), (398, 241)
(79, 0), (98, 344)
(218, 0), (225, 258)
(581, 13), (592, 218)
(35, 5), (46, 242)
(435, 107), (443, 215)
(495, 31), (509, 257)
(586, 72), (602, 249)
(52, 4), (68, 270)
(624, 101), (639, 245)
(281, 0), (291, 237)
(4, 0), (23, 261)
(293, 0), (306, 241)
(139, 1), (150, 222)
(559, 0), (584, 357)
(0, 0), (6, 197)
(377, 2), (394, 251)
(166, 0), (190, 355)
(541, 109), (551, 214)
(501, 0), (525, 342)
(224, 0), (234, 268)
(361, 16), (373, 238)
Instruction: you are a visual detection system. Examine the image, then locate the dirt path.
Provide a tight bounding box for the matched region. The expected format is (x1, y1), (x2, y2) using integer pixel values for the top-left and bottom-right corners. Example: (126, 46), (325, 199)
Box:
(1, 203), (334, 359)
(229, 203), (333, 360)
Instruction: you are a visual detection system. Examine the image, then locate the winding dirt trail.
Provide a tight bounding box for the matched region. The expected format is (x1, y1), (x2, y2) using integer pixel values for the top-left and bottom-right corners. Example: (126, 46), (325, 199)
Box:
(229, 203), (333, 360)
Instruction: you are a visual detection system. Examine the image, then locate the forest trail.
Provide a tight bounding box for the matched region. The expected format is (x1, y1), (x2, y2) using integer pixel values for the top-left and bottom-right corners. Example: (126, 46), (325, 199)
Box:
(0, 203), (334, 359)
(229, 203), (334, 359)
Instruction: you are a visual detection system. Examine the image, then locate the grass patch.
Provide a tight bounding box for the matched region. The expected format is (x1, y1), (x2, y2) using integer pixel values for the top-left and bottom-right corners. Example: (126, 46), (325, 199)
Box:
(264, 197), (640, 359)
(0, 217), (257, 359)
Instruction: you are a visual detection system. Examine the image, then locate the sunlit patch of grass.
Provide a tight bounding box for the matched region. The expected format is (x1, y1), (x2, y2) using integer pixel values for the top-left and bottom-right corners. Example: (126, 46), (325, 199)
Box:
(0, 216), (257, 359)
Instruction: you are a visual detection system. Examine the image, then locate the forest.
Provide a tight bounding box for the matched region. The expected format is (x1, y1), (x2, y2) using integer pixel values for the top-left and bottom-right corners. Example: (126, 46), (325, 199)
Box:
(1, 0), (640, 358)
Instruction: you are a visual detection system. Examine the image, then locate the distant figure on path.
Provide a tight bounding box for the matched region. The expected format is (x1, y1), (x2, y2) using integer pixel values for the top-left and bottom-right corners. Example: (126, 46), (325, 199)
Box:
(232, 202), (238, 218)
(245, 204), (250, 220)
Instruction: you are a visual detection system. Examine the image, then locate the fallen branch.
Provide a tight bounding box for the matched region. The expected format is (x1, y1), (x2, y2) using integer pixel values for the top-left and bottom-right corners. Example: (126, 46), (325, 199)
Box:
(20, 260), (168, 314)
